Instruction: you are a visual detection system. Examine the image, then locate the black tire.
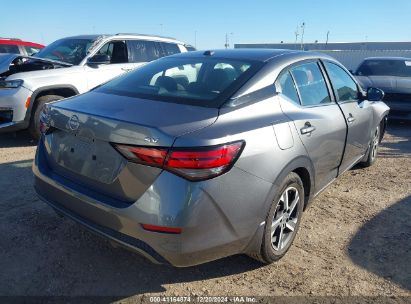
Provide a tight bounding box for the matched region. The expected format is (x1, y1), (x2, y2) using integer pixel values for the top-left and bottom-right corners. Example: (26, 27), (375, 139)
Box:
(259, 172), (305, 263)
(360, 124), (381, 168)
(28, 95), (64, 140)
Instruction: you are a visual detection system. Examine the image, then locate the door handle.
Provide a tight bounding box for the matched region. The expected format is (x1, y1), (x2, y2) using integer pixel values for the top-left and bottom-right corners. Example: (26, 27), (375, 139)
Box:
(347, 114), (356, 123)
(121, 68), (133, 72)
(300, 122), (316, 135)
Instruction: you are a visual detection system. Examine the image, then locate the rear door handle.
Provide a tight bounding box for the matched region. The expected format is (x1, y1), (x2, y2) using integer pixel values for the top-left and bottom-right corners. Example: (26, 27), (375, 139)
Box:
(122, 68), (133, 72)
(347, 114), (356, 123)
(300, 122), (316, 135)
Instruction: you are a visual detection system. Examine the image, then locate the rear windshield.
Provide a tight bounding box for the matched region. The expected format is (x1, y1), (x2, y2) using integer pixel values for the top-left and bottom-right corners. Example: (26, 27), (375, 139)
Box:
(95, 57), (262, 107)
(356, 59), (411, 77)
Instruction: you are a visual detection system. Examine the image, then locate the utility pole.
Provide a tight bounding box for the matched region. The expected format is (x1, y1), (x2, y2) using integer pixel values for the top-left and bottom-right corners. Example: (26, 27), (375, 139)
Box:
(300, 22), (305, 50)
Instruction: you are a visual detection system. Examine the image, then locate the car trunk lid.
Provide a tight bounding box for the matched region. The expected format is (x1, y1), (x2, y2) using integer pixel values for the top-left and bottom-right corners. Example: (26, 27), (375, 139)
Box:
(42, 91), (218, 203)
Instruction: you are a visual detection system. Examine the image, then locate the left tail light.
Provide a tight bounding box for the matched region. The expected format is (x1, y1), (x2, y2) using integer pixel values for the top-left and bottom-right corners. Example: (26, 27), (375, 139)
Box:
(113, 141), (245, 181)
(39, 106), (51, 135)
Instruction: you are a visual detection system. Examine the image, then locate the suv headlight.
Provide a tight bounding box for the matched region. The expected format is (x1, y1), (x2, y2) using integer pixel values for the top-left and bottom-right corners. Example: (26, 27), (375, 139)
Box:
(0, 79), (24, 89)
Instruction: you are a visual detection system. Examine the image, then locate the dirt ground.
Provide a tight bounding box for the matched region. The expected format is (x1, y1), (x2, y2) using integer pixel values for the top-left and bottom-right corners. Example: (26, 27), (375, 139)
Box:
(0, 121), (410, 303)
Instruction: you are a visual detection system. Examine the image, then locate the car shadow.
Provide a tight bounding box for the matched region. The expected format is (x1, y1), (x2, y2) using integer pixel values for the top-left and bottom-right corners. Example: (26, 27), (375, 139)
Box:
(0, 159), (262, 299)
(348, 195), (411, 291)
(0, 130), (37, 148)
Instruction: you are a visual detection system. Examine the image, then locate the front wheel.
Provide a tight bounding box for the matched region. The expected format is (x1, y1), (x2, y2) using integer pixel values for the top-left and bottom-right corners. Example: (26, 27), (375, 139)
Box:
(259, 172), (305, 263)
(360, 125), (381, 167)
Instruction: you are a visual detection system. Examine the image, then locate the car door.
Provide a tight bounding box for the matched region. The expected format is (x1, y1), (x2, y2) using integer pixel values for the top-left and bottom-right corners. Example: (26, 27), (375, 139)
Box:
(323, 61), (373, 173)
(276, 61), (347, 193)
(85, 40), (135, 90)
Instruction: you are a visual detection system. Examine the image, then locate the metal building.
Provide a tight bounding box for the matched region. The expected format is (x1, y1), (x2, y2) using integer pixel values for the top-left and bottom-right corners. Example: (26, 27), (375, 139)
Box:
(234, 42), (411, 70)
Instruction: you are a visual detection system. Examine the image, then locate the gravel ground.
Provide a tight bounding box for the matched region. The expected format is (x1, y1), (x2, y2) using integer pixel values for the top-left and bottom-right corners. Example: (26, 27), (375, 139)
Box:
(0, 122), (410, 302)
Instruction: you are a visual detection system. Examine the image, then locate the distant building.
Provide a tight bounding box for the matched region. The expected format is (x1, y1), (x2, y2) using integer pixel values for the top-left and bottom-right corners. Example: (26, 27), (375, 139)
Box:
(234, 42), (411, 70)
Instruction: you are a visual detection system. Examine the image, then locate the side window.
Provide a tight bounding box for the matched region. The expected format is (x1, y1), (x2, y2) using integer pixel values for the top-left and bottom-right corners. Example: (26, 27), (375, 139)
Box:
(290, 62), (331, 106)
(324, 62), (359, 102)
(96, 41), (127, 64)
(276, 71), (300, 105)
(24, 46), (41, 56)
(0, 44), (20, 54)
(127, 40), (161, 63)
(161, 42), (180, 56)
(96, 42), (114, 57)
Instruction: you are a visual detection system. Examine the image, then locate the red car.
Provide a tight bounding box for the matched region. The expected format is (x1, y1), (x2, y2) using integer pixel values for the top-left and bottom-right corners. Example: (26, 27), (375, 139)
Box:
(0, 38), (44, 56)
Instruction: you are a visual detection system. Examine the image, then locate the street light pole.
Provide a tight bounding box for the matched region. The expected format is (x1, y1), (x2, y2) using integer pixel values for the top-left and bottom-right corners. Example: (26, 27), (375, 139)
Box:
(325, 30), (330, 49)
(224, 32), (233, 49)
(300, 22), (305, 50)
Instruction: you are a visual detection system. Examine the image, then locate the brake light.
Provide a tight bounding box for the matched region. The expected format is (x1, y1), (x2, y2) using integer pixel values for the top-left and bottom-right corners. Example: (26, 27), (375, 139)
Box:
(114, 145), (167, 167)
(113, 141), (244, 181)
(39, 107), (50, 135)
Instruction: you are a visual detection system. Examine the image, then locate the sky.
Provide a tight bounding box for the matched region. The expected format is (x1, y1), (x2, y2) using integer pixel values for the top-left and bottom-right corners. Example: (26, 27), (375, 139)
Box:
(1, 0), (411, 49)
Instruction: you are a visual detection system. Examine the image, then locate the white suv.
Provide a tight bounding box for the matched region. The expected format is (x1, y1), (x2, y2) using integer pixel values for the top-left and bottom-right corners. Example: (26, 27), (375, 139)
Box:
(0, 33), (194, 138)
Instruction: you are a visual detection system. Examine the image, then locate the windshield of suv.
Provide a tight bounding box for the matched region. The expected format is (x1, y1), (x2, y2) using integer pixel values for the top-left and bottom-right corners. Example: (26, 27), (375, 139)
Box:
(95, 57), (262, 107)
(34, 38), (95, 65)
(356, 59), (411, 77)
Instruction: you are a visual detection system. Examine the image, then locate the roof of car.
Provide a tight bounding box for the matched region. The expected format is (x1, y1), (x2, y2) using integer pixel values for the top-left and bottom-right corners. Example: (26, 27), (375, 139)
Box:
(167, 49), (327, 62)
(63, 34), (183, 44)
(0, 39), (44, 48)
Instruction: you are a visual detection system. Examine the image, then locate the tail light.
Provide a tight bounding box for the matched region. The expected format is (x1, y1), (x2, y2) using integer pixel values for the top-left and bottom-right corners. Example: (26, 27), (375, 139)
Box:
(39, 106), (50, 135)
(141, 224), (182, 234)
(113, 141), (245, 181)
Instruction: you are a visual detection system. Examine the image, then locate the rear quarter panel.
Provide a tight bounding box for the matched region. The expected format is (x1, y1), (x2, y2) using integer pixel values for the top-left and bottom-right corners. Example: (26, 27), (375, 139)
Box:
(172, 96), (312, 246)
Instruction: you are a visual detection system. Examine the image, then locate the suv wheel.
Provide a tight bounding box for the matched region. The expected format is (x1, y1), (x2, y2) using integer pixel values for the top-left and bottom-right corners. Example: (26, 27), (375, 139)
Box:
(259, 172), (304, 263)
(29, 95), (64, 140)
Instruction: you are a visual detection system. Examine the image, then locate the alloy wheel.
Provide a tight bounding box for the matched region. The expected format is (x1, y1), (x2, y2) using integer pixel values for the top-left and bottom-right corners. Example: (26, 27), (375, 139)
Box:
(371, 126), (380, 160)
(271, 186), (300, 251)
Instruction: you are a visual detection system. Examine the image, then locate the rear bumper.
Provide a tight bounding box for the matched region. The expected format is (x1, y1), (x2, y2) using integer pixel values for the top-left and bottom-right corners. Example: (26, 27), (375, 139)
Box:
(33, 138), (272, 266)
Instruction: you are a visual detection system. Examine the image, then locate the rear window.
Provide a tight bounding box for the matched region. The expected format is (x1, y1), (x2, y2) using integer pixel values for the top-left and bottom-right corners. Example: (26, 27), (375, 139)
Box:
(161, 42), (180, 56)
(24, 46), (42, 56)
(0, 44), (20, 54)
(95, 57), (262, 107)
(356, 59), (411, 77)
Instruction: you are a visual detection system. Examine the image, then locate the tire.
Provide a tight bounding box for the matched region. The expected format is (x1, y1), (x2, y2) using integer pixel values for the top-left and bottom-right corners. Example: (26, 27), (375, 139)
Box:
(259, 172), (305, 264)
(28, 95), (64, 140)
(360, 124), (381, 167)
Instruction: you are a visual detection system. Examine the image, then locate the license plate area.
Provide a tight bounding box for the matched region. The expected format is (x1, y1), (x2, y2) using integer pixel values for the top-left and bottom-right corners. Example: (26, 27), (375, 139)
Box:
(45, 131), (124, 184)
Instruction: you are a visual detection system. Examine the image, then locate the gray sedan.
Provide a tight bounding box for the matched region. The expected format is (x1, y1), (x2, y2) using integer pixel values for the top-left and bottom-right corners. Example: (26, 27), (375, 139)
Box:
(33, 49), (389, 266)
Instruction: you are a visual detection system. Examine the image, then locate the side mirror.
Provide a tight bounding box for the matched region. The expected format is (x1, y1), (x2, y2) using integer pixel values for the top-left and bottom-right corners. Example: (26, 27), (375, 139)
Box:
(87, 54), (111, 65)
(348, 69), (354, 74)
(367, 87), (384, 102)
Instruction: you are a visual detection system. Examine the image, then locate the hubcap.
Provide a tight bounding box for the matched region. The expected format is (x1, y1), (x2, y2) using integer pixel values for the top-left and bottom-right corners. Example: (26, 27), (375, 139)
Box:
(371, 127), (380, 160)
(271, 186), (300, 251)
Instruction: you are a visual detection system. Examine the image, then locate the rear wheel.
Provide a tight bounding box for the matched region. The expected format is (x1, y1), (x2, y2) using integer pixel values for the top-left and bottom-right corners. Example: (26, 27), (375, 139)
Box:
(29, 95), (64, 140)
(360, 125), (381, 167)
(259, 172), (304, 263)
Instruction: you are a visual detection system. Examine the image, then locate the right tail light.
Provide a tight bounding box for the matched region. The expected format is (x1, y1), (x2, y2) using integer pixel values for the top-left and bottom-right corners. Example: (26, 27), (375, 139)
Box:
(113, 141), (245, 181)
